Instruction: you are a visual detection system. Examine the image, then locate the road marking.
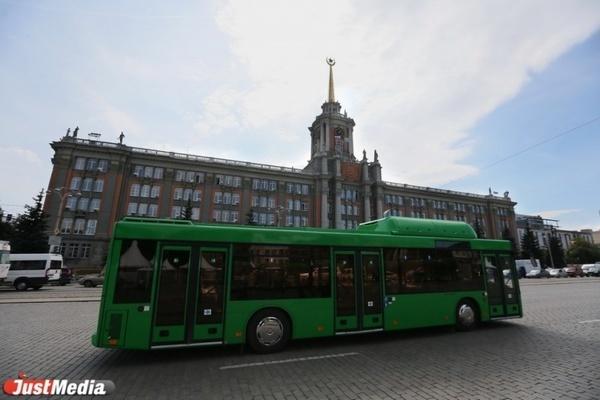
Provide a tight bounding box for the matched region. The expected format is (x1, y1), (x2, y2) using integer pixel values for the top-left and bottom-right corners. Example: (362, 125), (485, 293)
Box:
(578, 319), (600, 324)
(219, 352), (360, 370)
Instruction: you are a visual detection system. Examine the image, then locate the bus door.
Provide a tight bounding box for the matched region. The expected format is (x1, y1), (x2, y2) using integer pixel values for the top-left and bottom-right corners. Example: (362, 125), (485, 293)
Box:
(152, 245), (228, 346)
(334, 250), (383, 333)
(483, 253), (520, 318)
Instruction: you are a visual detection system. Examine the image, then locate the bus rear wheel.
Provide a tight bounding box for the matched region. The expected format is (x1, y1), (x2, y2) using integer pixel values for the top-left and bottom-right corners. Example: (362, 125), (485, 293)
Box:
(247, 309), (291, 354)
(456, 300), (478, 331)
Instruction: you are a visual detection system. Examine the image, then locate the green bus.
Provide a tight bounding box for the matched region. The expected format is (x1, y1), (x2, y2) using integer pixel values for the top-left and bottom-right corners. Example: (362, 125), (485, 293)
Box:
(92, 216), (521, 353)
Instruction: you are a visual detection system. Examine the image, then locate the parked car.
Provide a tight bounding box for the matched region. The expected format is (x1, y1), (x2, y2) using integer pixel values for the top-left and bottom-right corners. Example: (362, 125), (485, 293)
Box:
(58, 267), (73, 285)
(78, 271), (104, 287)
(515, 259), (541, 278)
(581, 263), (600, 277)
(526, 268), (550, 278)
(564, 265), (585, 277)
(548, 268), (567, 278)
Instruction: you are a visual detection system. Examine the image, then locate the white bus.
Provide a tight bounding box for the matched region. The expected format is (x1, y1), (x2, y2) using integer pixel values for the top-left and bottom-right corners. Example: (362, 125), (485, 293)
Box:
(0, 241), (10, 282)
(6, 253), (62, 291)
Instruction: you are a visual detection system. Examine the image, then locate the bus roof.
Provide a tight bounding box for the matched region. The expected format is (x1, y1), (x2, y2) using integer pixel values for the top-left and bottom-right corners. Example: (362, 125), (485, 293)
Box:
(114, 216), (510, 251)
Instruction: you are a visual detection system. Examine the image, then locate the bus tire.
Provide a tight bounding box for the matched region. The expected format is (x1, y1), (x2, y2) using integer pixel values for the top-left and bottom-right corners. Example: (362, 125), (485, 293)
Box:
(246, 308), (291, 354)
(456, 299), (478, 331)
(14, 279), (29, 291)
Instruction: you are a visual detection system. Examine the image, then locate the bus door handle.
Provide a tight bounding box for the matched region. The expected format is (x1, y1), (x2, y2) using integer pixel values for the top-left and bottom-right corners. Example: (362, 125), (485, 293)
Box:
(137, 305), (150, 312)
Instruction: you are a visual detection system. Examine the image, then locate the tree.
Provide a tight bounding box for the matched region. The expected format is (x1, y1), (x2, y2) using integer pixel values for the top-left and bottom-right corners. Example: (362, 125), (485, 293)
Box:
(0, 208), (15, 240)
(547, 232), (566, 267)
(565, 237), (600, 264)
(246, 208), (256, 225)
(182, 198), (193, 221)
(10, 190), (49, 253)
(520, 223), (542, 264)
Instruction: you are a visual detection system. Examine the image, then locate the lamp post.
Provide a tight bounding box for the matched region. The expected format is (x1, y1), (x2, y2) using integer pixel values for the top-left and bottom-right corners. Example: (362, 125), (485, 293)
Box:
(47, 187), (81, 252)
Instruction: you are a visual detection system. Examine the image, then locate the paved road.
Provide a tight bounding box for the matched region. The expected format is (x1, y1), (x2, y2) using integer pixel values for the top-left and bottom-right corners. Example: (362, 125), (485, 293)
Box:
(1, 280), (598, 399)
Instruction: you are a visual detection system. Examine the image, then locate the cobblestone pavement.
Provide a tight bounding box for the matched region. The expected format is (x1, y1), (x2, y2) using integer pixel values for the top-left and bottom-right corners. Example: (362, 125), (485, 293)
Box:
(1, 280), (598, 399)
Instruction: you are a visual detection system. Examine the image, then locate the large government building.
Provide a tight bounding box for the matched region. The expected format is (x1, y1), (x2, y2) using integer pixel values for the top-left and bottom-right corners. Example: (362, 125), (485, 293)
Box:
(43, 61), (517, 268)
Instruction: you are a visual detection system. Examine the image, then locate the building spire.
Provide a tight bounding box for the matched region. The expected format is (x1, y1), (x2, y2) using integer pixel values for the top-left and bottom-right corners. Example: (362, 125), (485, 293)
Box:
(326, 57), (336, 102)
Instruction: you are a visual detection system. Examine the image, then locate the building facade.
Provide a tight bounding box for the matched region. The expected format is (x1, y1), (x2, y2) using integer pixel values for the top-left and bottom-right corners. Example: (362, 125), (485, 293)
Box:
(43, 63), (517, 269)
(516, 214), (594, 253)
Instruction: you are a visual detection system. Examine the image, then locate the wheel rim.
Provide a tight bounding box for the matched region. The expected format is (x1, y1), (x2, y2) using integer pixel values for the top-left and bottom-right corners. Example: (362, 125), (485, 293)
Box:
(458, 304), (475, 326)
(256, 317), (284, 347)
(16, 282), (27, 290)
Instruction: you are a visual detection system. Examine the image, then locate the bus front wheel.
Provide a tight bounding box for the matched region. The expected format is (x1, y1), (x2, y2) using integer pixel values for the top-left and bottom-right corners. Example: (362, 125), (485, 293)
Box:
(247, 309), (291, 354)
(456, 300), (478, 331)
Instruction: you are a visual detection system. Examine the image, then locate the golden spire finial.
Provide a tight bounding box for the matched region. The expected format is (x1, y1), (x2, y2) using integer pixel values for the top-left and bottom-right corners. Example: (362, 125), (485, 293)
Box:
(326, 57), (336, 102)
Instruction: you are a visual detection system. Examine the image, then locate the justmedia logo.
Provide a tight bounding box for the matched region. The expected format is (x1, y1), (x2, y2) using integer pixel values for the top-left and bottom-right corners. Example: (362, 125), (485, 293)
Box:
(3, 372), (116, 396)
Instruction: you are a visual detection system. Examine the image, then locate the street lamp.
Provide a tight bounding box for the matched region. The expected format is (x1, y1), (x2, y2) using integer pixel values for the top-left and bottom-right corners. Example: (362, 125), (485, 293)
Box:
(46, 187), (81, 252)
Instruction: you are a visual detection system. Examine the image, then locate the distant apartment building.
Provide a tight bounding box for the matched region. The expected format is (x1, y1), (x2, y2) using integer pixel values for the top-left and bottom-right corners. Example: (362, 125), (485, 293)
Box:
(516, 214), (594, 252)
(43, 63), (517, 268)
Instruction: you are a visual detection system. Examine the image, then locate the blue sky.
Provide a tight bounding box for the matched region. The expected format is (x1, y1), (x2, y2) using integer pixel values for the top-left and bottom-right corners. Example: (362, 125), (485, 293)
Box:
(0, 1), (599, 231)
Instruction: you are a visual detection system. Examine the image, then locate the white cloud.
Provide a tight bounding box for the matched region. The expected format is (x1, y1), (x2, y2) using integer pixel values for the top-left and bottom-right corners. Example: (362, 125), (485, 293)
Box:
(536, 208), (582, 219)
(196, 0), (600, 184)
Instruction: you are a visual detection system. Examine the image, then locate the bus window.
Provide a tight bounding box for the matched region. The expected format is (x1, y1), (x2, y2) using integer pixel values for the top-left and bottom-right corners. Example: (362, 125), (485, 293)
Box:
(197, 251), (225, 324)
(231, 244), (330, 300)
(383, 248), (483, 293)
(155, 249), (190, 326)
(113, 240), (156, 304)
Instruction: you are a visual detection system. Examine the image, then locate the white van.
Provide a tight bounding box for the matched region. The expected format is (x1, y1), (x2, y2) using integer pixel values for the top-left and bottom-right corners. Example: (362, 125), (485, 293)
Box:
(6, 253), (63, 291)
(515, 259), (541, 278)
(0, 241), (10, 282)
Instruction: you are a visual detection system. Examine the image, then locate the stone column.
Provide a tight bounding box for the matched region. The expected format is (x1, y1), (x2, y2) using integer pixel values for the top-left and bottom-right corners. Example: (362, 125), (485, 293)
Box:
(321, 179), (329, 228)
(335, 181), (342, 229)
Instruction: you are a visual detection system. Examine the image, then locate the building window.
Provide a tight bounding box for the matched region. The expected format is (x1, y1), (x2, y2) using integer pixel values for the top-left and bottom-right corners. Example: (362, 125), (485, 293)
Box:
(78, 197), (89, 211)
(268, 197), (275, 209)
(214, 192), (222, 204)
(174, 188), (183, 200)
(97, 160), (108, 172)
(192, 190), (201, 202)
(150, 186), (160, 198)
(73, 218), (86, 234)
(223, 192), (232, 205)
(141, 185), (151, 198)
(138, 203), (148, 216)
(144, 166), (153, 178)
(86, 159), (98, 171)
(81, 244), (91, 258)
(67, 243), (80, 258)
(127, 203), (138, 215)
(231, 211), (239, 223)
(171, 206), (182, 219)
(60, 218), (73, 234)
(212, 209), (221, 222)
(85, 219), (97, 235)
(66, 196), (77, 210)
(89, 198), (101, 212)
(74, 158), (86, 170)
(183, 189), (193, 201)
(175, 170), (185, 182)
(191, 207), (200, 220)
(82, 178), (93, 191)
(252, 196), (259, 207)
(133, 165), (144, 177)
(70, 177), (81, 191)
(153, 167), (164, 180)
(232, 193), (240, 205)
(148, 204), (158, 217)
(130, 184), (140, 197)
(93, 179), (104, 192)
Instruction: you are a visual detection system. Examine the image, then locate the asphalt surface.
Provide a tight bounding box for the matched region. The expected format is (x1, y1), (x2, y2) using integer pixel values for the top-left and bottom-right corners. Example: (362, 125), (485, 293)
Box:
(0, 279), (599, 399)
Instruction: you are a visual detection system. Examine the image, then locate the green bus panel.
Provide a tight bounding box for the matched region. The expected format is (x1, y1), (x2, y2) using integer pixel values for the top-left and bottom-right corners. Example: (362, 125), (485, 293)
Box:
(152, 325), (185, 344)
(224, 298), (334, 344)
(383, 291), (489, 330)
(335, 316), (358, 331)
